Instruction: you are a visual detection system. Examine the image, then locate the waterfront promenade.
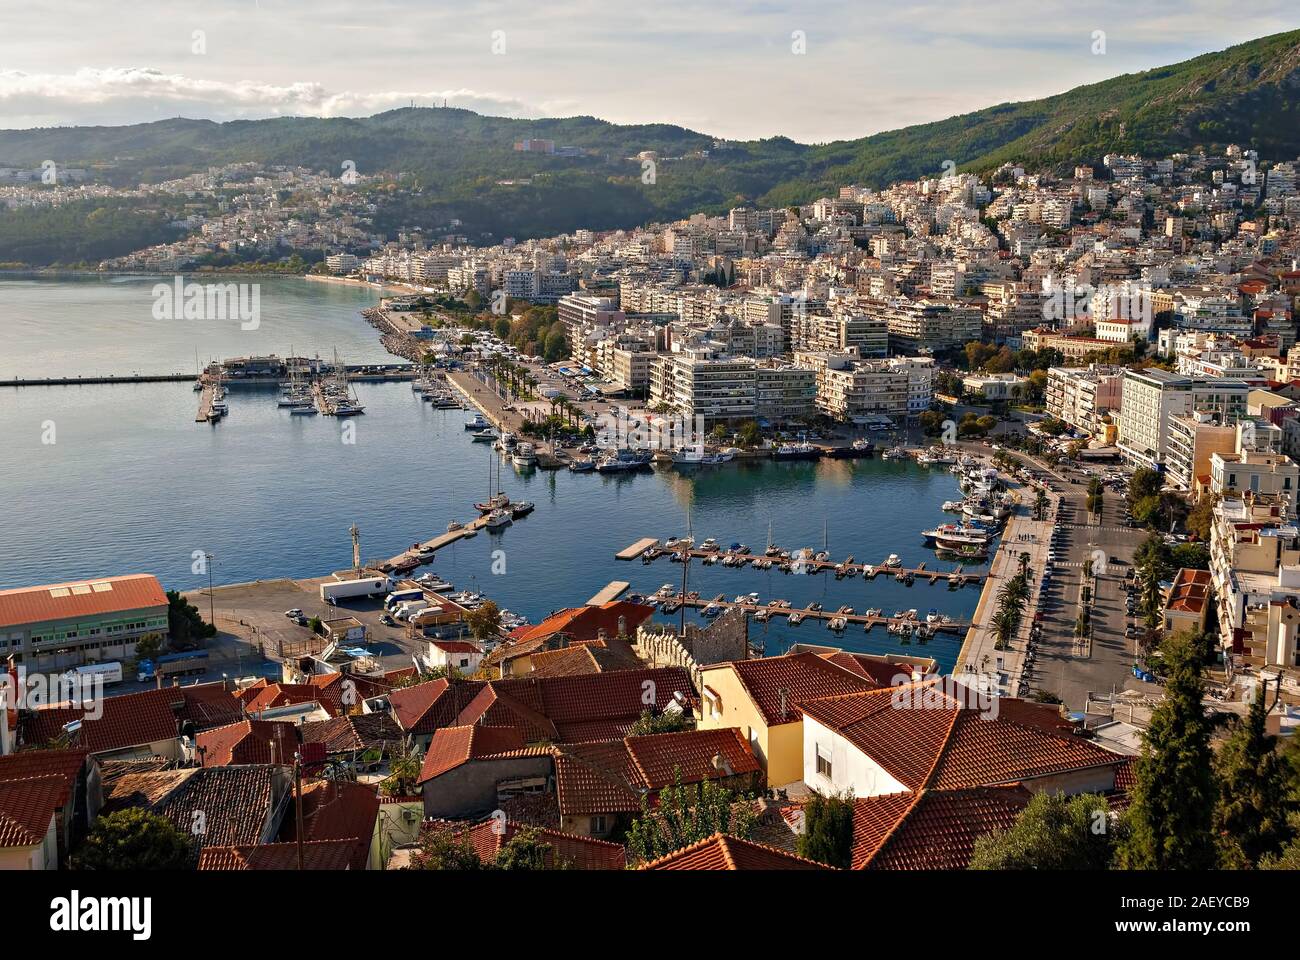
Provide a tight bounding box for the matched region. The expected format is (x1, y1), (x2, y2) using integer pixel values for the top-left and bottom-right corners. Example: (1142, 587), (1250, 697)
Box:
(955, 492), (1058, 697)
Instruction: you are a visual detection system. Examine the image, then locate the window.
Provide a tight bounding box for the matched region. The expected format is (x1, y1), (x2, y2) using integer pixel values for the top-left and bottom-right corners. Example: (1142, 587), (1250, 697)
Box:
(590, 816), (607, 835)
(815, 743), (832, 780)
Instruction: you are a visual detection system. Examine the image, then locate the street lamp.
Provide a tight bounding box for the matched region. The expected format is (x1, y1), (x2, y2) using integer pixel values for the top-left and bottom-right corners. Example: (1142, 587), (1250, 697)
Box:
(204, 552), (215, 630)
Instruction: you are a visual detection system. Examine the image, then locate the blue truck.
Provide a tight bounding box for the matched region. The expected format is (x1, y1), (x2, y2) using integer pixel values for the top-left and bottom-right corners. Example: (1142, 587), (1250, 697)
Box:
(137, 650), (210, 684)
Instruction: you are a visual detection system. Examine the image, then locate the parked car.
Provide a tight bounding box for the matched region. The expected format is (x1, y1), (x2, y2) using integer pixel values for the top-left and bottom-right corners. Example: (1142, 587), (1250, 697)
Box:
(284, 608), (303, 619)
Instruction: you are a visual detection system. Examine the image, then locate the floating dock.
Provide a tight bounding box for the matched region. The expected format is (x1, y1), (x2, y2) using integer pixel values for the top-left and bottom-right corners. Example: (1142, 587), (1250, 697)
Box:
(380, 514), (492, 571)
(657, 593), (969, 635)
(619, 540), (986, 588)
(587, 581), (630, 605)
(195, 382), (215, 422)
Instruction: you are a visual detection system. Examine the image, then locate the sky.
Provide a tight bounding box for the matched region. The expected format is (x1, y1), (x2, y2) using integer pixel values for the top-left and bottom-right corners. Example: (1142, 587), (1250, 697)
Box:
(0, 0), (1296, 142)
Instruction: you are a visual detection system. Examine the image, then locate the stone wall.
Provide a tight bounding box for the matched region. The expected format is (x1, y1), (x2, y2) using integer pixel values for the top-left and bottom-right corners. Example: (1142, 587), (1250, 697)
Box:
(634, 608), (749, 689)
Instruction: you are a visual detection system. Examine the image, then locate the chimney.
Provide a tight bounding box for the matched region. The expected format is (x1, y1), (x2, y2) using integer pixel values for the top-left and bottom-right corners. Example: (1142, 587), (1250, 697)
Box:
(617, 616), (627, 638)
(0, 686), (11, 756)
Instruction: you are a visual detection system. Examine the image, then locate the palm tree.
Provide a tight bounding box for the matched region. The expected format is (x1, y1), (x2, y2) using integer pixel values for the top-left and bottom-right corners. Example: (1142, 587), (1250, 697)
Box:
(1034, 489), (1048, 522)
(1018, 552), (1032, 580)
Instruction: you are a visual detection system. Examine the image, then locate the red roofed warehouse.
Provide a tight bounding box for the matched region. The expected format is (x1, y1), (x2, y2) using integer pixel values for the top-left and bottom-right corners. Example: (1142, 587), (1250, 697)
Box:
(0, 574), (169, 671)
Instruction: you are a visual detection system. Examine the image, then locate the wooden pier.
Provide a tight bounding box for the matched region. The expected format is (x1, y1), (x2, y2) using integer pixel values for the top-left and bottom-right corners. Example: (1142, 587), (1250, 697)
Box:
(379, 514), (494, 572)
(587, 581), (630, 605)
(656, 593), (969, 636)
(195, 382), (215, 422)
(617, 539), (986, 588)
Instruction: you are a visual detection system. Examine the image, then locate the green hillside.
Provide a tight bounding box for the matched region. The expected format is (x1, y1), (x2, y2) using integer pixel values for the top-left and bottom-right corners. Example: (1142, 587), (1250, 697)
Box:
(1, 27), (1298, 253)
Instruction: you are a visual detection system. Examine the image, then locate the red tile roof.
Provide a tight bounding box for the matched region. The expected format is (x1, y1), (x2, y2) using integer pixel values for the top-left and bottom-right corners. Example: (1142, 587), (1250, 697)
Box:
(299, 713), (403, 753)
(387, 678), (485, 736)
(704, 652), (878, 726)
(283, 780), (380, 870)
(625, 727), (761, 788)
(554, 728), (761, 816)
(0, 776), (65, 847)
(417, 725), (528, 784)
(457, 819), (626, 870)
(198, 839), (360, 870)
(0, 749), (87, 807)
(800, 680), (1123, 791)
(640, 833), (832, 870)
(849, 787), (1030, 869)
(512, 601), (655, 645)
(456, 667), (695, 743)
(197, 720), (299, 766)
(27, 687), (181, 755)
(0, 574), (167, 629)
(820, 652), (927, 687)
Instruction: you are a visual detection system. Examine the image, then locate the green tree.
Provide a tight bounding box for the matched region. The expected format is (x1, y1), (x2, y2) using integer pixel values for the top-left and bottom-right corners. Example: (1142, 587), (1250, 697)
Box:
(625, 770), (756, 864)
(628, 707), (690, 736)
(166, 589), (216, 648)
(1215, 682), (1293, 867)
(1117, 632), (1218, 869)
(72, 809), (192, 870)
(1185, 492), (1219, 542)
(496, 827), (566, 870)
(407, 823), (486, 870)
(466, 600), (502, 642)
(970, 792), (1122, 869)
(543, 329), (568, 362)
(797, 791), (855, 869)
(1128, 467), (1163, 505)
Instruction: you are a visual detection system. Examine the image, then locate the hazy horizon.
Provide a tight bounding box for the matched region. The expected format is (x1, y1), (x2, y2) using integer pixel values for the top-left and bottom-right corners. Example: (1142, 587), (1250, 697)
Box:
(0, 1), (1296, 142)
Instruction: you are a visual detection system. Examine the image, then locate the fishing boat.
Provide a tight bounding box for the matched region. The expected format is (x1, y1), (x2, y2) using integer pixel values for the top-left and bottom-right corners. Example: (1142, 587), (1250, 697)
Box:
(446, 520), (463, 532)
(511, 442), (538, 468)
(773, 442), (820, 461)
(828, 438), (875, 458)
(884, 554), (902, 568)
(880, 446), (909, 460)
(595, 448), (653, 473)
(484, 508), (512, 531)
(472, 429), (499, 442)
(568, 457), (596, 473)
(672, 443), (738, 468)
(510, 501), (535, 518)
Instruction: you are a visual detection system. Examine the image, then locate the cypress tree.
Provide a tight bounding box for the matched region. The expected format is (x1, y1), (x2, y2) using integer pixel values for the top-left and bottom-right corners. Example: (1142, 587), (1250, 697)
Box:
(1117, 632), (1218, 869)
(1215, 680), (1293, 866)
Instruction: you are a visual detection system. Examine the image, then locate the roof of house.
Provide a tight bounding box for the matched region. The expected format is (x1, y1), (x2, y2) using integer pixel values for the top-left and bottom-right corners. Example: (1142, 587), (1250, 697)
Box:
(101, 765), (281, 853)
(238, 674), (347, 718)
(282, 780), (379, 870)
(198, 839), (360, 870)
(0, 749), (87, 807)
(0, 776), (65, 847)
(703, 652), (878, 726)
(1166, 567), (1213, 615)
(387, 678), (485, 736)
(417, 725), (528, 784)
(526, 638), (646, 678)
(299, 712), (403, 753)
(457, 819), (626, 870)
(0, 574), (167, 629)
(800, 680), (1123, 791)
(819, 652), (926, 687)
(511, 601), (655, 646)
(640, 832), (832, 870)
(849, 787), (1030, 870)
(554, 727), (760, 816)
(196, 719), (299, 767)
(456, 666), (695, 743)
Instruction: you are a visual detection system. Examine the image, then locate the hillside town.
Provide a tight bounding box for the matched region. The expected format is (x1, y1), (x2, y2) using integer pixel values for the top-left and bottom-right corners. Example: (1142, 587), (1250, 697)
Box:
(3, 138), (1300, 876)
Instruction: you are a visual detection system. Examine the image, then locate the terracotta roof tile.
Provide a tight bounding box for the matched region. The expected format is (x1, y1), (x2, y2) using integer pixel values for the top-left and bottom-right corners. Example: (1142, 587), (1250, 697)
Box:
(0, 574), (167, 630)
(283, 780), (379, 870)
(850, 787), (1030, 870)
(705, 652), (878, 726)
(513, 601), (655, 645)
(198, 839), (359, 870)
(640, 832), (832, 870)
(299, 713), (402, 753)
(197, 719), (299, 767)
(0, 749), (87, 807)
(388, 678), (484, 736)
(0, 776), (65, 847)
(417, 725), (528, 784)
(457, 819), (626, 870)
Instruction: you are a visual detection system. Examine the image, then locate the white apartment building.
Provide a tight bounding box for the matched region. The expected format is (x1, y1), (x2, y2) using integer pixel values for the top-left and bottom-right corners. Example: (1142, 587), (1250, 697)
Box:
(793, 350), (934, 423)
(1117, 369), (1249, 469)
(880, 298), (982, 353)
(1045, 365), (1124, 436)
(1210, 450), (1300, 515)
(1210, 494), (1300, 668)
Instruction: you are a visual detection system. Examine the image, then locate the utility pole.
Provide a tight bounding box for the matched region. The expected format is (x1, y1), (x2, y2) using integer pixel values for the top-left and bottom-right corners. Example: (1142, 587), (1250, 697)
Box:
(293, 752), (305, 871)
(350, 523), (361, 578)
(205, 552), (215, 630)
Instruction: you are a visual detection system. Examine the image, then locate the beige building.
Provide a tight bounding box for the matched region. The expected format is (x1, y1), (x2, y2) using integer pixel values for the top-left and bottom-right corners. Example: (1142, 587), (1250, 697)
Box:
(1210, 450), (1300, 516)
(1210, 494), (1300, 667)
(1165, 412), (1240, 494)
(1045, 365), (1124, 435)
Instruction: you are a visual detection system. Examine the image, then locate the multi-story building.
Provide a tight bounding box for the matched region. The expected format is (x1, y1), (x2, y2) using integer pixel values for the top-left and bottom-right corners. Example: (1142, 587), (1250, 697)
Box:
(1210, 494), (1300, 668)
(1117, 369), (1249, 469)
(1165, 412), (1240, 494)
(0, 574), (170, 671)
(558, 294), (626, 347)
(1045, 365), (1124, 436)
(793, 350), (933, 423)
(1210, 450), (1300, 515)
(881, 299), (982, 353)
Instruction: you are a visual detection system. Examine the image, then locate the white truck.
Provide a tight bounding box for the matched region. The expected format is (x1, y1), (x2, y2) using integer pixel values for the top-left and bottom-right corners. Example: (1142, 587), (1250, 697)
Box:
(63, 661), (123, 686)
(319, 576), (395, 604)
(408, 606), (446, 628)
(394, 600), (432, 621)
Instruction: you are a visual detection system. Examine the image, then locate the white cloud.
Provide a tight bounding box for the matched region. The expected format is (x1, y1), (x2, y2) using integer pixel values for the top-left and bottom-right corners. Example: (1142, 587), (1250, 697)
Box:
(0, 67), (547, 127)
